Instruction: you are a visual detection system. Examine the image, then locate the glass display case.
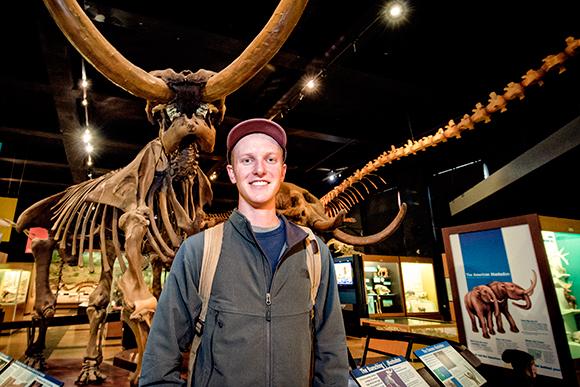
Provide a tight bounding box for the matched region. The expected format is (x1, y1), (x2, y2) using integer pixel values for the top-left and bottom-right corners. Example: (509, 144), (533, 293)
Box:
(0, 263), (33, 322)
(400, 257), (440, 316)
(539, 215), (580, 361)
(361, 317), (458, 340)
(363, 255), (404, 316)
(362, 255), (441, 319)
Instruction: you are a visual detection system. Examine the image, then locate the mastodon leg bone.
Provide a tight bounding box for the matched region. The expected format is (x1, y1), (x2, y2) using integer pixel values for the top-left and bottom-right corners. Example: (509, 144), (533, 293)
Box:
(77, 240), (116, 385)
(25, 237), (58, 370)
(117, 211), (157, 316)
(122, 308), (153, 387)
(24, 316), (51, 370)
(77, 307), (108, 385)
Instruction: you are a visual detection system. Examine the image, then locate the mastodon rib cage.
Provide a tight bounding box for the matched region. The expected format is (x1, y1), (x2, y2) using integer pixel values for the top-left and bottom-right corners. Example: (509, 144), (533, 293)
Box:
(50, 171), (125, 274)
(49, 169), (200, 273)
(146, 173), (200, 264)
(324, 174), (387, 217)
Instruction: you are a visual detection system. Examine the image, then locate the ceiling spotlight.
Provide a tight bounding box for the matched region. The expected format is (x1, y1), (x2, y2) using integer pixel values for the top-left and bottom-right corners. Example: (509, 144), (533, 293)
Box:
(82, 98), (88, 106)
(86, 144), (93, 153)
(306, 79), (316, 89)
(389, 4), (402, 17)
(83, 132), (90, 143)
(384, 1), (407, 21)
(81, 80), (88, 88)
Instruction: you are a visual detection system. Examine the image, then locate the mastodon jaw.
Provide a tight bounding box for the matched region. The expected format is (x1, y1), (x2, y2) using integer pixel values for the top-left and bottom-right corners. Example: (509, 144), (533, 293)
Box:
(43, 0), (308, 103)
(331, 203), (407, 246)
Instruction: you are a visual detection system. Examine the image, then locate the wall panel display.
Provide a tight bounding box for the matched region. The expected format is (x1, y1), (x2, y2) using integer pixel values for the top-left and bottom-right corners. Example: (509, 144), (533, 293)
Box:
(539, 215), (580, 362)
(442, 215), (574, 382)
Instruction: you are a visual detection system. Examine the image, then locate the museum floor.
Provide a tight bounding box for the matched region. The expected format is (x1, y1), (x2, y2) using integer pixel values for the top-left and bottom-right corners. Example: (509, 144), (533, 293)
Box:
(0, 315), (380, 386)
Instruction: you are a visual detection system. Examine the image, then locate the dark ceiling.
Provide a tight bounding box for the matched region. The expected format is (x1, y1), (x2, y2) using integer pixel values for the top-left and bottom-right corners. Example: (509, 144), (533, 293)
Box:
(2, 0), (580, 233)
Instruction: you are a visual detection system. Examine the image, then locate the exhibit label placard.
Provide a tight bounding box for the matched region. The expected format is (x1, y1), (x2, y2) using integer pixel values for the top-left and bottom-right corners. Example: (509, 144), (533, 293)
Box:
(444, 219), (563, 379)
(350, 356), (430, 387)
(414, 341), (486, 387)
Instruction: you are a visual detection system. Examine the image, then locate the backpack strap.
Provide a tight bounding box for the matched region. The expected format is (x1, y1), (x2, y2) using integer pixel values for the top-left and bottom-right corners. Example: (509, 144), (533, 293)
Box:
(187, 222), (224, 386)
(299, 226), (322, 307)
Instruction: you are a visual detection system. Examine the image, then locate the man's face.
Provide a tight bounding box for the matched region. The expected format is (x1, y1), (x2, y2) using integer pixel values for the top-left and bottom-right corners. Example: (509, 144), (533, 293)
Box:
(227, 133), (286, 211)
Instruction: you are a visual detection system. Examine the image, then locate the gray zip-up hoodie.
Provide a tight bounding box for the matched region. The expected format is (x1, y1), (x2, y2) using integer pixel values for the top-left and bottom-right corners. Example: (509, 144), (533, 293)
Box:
(140, 210), (349, 386)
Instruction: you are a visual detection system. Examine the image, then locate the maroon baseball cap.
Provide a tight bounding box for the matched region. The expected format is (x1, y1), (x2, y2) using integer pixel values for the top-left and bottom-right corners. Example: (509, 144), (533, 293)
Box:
(226, 118), (287, 163)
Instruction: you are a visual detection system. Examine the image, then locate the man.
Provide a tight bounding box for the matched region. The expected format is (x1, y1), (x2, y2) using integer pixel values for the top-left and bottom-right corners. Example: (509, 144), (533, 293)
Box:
(140, 118), (349, 386)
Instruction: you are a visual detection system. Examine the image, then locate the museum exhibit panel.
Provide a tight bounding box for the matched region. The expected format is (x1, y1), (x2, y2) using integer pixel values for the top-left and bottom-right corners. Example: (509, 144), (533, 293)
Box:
(443, 214), (580, 385)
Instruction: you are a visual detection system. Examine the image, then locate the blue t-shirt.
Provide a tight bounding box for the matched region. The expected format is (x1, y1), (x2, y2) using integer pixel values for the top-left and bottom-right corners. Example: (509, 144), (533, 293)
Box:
(254, 220), (286, 277)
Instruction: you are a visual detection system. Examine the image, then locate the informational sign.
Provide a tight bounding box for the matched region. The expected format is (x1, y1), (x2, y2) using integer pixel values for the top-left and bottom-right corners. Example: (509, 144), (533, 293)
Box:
(350, 356), (430, 387)
(444, 221), (563, 379)
(0, 197), (18, 242)
(414, 341), (485, 387)
(0, 354), (63, 387)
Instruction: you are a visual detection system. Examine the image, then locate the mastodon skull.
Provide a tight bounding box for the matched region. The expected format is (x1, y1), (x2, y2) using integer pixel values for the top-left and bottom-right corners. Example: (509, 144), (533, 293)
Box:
(276, 182), (331, 228)
(148, 69), (226, 156)
(276, 182), (407, 246)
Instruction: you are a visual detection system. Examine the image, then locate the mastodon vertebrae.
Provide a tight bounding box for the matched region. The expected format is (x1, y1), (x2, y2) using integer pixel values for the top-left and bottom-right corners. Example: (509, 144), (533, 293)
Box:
(321, 36), (580, 214)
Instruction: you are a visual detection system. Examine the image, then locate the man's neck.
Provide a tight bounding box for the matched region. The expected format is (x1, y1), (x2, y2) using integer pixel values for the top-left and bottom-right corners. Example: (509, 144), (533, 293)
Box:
(238, 201), (279, 228)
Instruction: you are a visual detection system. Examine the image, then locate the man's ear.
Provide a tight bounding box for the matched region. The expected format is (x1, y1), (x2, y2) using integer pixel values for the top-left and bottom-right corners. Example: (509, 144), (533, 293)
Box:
(226, 164), (236, 184)
(281, 163), (287, 182)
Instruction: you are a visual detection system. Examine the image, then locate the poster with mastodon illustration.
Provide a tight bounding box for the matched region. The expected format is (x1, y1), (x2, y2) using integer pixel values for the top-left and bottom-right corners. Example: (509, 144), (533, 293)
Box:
(443, 215), (570, 381)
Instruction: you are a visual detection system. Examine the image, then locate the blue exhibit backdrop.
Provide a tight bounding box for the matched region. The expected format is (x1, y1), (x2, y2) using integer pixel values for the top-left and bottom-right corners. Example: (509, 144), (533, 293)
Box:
(448, 224), (562, 379)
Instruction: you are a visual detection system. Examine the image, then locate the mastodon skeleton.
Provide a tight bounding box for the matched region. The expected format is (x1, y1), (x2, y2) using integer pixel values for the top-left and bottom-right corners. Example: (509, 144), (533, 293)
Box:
(16, 68), (224, 384)
(17, 0), (309, 385)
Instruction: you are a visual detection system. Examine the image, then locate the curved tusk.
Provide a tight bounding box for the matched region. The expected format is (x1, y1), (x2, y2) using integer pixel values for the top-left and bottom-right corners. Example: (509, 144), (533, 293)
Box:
(312, 210), (346, 233)
(44, 0), (308, 103)
(201, 0), (309, 102)
(332, 203), (407, 246)
(43, 0), (174, 102)
(524, 270), (537, 296)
